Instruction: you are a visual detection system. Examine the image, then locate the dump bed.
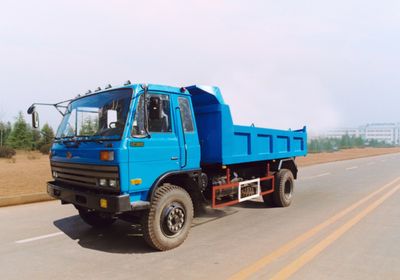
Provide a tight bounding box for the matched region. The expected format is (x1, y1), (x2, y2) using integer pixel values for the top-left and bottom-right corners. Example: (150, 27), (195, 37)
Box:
(187, 85), (307, 165)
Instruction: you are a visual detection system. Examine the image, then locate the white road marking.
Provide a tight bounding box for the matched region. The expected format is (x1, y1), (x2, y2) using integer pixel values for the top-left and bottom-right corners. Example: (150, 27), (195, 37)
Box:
(15, 232), (64, 244)
(346, 166), (358, 171)
(300, 172), (331, 180)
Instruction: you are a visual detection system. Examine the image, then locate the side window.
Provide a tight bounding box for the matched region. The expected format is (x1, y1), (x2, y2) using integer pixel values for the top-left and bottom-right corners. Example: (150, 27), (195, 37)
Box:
(148, 94), (172, 132)
(132, 93), (172, 136)
(178, 97), (194, 132)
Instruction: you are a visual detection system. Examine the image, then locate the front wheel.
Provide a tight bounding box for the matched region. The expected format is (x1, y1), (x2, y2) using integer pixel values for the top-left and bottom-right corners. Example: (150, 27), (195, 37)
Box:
(272, 169), (294, 207)
(78, 209), (116, 228)
(141, 184), (194, 251)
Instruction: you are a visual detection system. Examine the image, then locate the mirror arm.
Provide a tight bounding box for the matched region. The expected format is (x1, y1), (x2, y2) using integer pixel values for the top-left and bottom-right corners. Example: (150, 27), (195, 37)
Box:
(54, 105), (66, 116)
(28, 99), (72, 117)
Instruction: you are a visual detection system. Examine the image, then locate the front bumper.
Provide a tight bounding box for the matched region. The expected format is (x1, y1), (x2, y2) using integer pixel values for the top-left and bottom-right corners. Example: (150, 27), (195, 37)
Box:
(47, 181), (132, 213)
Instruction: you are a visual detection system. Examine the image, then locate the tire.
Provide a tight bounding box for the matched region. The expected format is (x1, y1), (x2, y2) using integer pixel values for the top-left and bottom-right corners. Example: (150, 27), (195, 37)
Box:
(78, 209), (116, 228)
(141, 184), (194, 251)
(273, 169), (294, 207)
(262, 192), (274, 207)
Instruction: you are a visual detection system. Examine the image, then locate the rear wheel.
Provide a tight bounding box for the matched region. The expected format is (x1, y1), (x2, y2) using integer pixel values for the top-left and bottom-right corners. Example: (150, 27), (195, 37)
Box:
(272, 169), (294, 207)
(78, 209), (116, 228)
(141, 184), (193, 251)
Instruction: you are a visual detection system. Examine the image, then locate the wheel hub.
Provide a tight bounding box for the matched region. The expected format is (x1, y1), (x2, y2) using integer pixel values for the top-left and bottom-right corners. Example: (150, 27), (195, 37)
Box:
(162, 203), (186, 236)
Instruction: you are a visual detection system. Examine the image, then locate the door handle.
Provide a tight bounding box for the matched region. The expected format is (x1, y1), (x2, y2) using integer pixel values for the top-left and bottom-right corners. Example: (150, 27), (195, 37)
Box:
(171, 156), (178, 160)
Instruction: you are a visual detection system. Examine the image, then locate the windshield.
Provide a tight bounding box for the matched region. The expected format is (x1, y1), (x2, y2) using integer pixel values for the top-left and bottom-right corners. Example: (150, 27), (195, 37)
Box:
(56, 88), (133, 140)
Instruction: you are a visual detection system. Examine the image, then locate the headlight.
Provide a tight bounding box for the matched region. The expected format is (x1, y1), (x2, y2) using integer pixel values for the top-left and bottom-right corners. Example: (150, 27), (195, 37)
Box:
(109, 179), (117, 188)
(99, 179), (107, 187)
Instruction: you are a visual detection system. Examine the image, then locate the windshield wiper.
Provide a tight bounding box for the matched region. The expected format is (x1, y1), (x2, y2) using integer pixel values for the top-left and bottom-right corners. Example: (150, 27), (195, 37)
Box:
(54, 136), (75, 142)
(55, 135), (120, 144)
(88, 135), (121, 143)
(55, 137), (80, 148)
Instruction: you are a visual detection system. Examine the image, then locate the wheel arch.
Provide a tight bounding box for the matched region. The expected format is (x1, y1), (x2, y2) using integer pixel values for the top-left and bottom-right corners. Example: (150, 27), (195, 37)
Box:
(271, 158), (298, 179)
(148, 169), (203, 214)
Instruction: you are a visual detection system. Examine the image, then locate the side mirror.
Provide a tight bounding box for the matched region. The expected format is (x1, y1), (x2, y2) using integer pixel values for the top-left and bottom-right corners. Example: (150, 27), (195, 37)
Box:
(149, 96), (162, 120)
(32, 111), (39, 128)
(27, 105), (39, 128)
(27, 105), (35, 114)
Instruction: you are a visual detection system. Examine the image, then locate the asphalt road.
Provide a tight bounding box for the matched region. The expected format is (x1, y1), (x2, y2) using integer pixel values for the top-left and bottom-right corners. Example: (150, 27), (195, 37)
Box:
(1, 153), (400, 280)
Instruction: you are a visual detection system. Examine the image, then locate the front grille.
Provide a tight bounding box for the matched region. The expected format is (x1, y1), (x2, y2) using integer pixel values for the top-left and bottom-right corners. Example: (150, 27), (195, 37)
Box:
(51, 161), (119, 192)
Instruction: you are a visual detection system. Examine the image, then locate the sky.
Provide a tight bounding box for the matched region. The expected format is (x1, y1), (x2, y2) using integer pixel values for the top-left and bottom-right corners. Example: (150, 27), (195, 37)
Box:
(1, 0), (399, 134)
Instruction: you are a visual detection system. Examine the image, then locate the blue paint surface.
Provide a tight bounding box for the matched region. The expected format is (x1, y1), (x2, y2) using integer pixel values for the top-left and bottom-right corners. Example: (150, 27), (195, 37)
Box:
(187, 85), (307, 165)
(51, 83), (307, 203)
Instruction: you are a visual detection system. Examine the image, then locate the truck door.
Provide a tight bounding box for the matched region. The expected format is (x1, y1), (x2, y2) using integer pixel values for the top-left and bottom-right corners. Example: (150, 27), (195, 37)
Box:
(173, 95), (200, 170)
(128, 92), (180, 194)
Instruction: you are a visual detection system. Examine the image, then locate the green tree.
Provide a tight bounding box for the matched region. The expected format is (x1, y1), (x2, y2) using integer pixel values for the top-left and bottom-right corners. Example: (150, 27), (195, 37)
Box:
(80, 116), (98, 135)
(340, 134), (351, 149)
(354, 136), (364, 148)
(6, 112), (33, 149)
(308, 139), (322, 153)
(0, 121), (12, 147)
(309, 135), (368, 153)
(39, 123), (55, 147)
(32, 128), (41, 149)
(322, 138), (334, 151)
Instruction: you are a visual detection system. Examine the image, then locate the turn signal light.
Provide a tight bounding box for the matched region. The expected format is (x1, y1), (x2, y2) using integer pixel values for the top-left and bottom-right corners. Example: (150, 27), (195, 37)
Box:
(100, 198), (108, 209)
(100, 151), (114, 161)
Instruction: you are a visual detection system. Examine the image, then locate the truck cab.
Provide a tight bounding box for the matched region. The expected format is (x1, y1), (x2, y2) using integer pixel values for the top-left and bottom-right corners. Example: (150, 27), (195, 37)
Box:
(49, 84), (201, 205)
(30, 82), (307, 250)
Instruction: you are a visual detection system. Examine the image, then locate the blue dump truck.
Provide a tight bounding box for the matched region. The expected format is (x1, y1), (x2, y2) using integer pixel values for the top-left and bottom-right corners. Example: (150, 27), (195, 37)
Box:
(28, 83), (307, 250)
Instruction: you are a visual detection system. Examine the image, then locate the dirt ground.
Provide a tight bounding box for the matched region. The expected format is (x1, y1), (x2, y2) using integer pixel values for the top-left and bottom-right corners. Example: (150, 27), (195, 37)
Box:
(0, 151), (52, 197)
(296, 147), (400, 167)
(1, 147), (400, 198)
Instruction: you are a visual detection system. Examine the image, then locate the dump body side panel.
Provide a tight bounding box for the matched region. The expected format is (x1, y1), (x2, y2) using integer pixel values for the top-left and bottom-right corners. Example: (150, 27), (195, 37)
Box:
(222, 125), (307, 165)
(187, 85), (307, 165)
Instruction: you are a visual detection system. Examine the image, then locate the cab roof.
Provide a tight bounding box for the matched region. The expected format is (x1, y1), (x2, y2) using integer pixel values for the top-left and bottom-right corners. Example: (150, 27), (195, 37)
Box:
(72, 83), (223, 104)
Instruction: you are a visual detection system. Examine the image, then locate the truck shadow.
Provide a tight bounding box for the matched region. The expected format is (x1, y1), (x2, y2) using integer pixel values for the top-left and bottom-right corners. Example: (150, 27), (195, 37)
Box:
(53, 206), (238, 254)
(53, 215), (152, 254)
(233, 200), (277, 209)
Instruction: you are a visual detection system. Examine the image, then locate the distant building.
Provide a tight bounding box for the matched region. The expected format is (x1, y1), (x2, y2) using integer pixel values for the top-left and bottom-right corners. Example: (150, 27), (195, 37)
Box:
(326, 128), (362, 139)
(365, 123), (399, 145)
(325, 123), (400, 145)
